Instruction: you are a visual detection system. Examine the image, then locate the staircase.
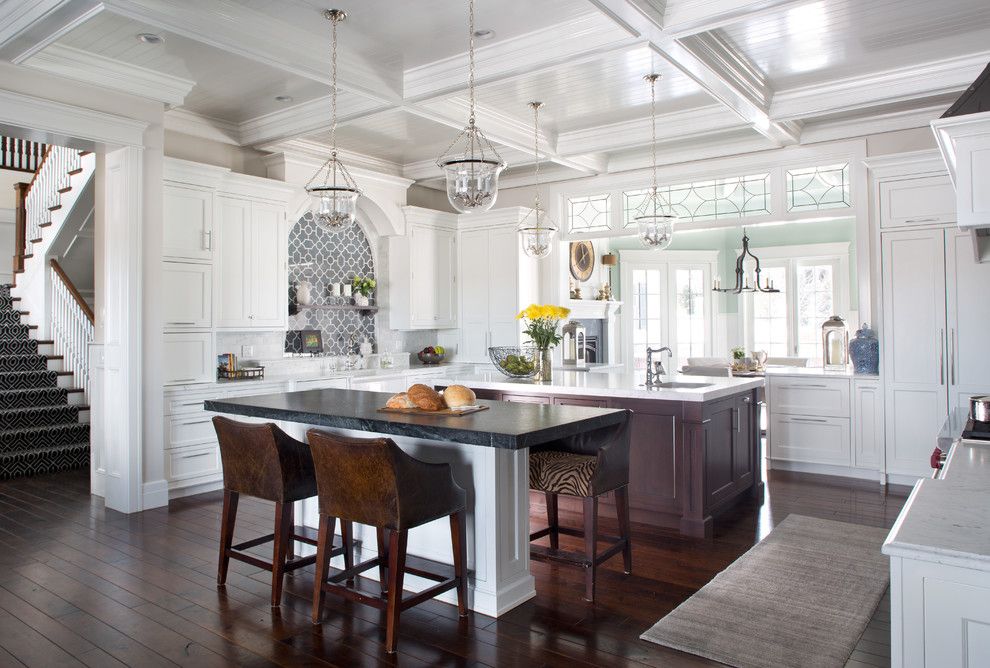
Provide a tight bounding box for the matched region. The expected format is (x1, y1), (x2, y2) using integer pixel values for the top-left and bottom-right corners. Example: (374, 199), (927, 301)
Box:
(2, 142), (95, 479)
(0, 283), (89, 479)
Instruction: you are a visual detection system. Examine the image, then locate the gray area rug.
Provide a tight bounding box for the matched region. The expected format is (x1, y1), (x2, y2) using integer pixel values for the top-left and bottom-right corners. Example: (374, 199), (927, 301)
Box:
(641, 514), (890, 668)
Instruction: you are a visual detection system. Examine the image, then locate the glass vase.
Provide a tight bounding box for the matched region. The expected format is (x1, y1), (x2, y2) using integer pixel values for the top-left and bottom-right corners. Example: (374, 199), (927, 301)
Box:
(533, 347), (553, 383)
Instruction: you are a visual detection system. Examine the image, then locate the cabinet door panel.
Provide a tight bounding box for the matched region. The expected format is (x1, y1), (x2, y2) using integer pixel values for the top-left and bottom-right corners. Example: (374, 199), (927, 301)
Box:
(409, 226), (437, 327)
(487, 227), (520, 346)
(250, 201), (286, 327)
(879, 175), (955, 228)
(215, 197), (251, 327)
(163, 333), (213, 385)
(852, 380), (883, 469)
(945, 229), (990, 410)
(733, 394), (754, 486)
(434, 228), (457, 328)
(609, 399), (679, 515)
(164, 185), (213, 261)
(705, 398), (737, 507)
(162, 262), (212, 329)
(458, 229), (490, 362)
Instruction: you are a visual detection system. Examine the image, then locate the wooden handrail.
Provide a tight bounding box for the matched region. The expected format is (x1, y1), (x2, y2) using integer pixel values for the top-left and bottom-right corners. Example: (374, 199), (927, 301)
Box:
(26, 145), (54, 194)
(13, 182), (28, 274)
(49, 258), (94, 324)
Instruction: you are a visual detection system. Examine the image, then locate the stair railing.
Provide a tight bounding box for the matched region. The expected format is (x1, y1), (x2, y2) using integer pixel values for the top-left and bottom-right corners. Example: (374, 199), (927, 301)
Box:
(0, 137), (48, 173)
(49, 259), (94, 401)
(24, 145), (81, 258)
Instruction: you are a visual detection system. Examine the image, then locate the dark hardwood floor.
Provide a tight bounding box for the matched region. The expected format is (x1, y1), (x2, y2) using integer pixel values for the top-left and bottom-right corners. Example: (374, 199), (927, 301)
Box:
(0, 464), (908, 667)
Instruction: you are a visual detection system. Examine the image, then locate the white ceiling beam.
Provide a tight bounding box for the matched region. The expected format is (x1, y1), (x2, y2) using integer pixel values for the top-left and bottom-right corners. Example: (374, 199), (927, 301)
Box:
(662, 0), (812, 38)
(799, 103), (953, 145)
(238, 95), (394, 148)
(103, 0), (400, 105)
(258, 138), (405, 178)
(0, 0), (101, 63)
(164, 109), (240, 145)
(23, 42), (194, 107)
(770, 52), (990, 121)
(588, 0), (801, 146)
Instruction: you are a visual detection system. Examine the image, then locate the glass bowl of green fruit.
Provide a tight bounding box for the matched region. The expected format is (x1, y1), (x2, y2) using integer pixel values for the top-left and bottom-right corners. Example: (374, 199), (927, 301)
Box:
(488, 346), (539, 379)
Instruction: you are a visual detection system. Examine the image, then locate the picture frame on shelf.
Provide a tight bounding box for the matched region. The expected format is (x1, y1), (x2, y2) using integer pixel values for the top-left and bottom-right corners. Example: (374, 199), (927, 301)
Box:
(301, 329), (323, 354)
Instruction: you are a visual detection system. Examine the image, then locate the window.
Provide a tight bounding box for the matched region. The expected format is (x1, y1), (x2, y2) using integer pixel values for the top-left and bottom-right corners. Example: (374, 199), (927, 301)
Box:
(743, 245), (847, 367)
(623, 252), (716, 372)
(624, 173), (770, 226)
(786, 163), (851, 212)
(567, 193), (610, 233)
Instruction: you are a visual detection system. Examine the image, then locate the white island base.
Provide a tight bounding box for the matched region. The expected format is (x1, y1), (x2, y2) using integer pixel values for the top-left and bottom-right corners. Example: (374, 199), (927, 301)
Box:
(281, 422), (536, 618)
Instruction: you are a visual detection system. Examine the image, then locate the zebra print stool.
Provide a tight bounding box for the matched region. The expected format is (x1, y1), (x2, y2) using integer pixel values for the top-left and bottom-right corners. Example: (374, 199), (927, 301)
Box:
(528, 412), (632, 602)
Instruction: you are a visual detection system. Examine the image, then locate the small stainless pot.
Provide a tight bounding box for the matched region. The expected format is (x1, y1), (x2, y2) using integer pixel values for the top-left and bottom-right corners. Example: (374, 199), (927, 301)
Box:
(970, 395), (990, 423)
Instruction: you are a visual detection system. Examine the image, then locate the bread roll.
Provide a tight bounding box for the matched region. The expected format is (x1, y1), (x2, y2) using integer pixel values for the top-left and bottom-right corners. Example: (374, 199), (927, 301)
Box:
(443, 385), (477, 408)
(407, 384), (445, 411)
(385, 392), (415, 409)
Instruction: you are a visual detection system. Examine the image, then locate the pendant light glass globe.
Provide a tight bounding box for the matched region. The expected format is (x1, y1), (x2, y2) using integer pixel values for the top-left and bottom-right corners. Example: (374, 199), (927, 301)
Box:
(437, 0), (506, 213)
(519, 101), (556, 259)
(638, 73), (677, 250)
(305, 9), (360, 231)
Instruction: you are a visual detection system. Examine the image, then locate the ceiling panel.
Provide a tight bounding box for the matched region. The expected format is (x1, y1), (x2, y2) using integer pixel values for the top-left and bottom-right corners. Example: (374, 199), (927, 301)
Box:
(310, 109), (463, 164)
(718, 0), (990, 90)
(465, 45), (710, 134)
(54, 11), (330, 122)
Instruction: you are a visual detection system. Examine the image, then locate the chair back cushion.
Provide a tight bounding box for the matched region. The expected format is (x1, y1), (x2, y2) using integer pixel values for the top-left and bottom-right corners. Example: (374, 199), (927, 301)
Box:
(530, 410), (631, 495)
(212, 416), (316, 502)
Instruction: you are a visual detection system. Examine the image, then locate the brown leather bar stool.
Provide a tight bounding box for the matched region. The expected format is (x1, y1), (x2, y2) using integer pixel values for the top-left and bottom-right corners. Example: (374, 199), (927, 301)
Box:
(528, 414), (632, 602)
(212, 416), (352, 607)
(306, 429), (468, 654)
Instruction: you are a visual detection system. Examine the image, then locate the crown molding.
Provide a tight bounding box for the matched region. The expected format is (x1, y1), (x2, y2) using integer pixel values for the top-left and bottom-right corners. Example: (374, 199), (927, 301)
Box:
(800, 103), (949, 145)
(238, 95), (391, 147)
(164, 109), (240, 145)
(862, 149), (946, 179)
(259, 138), (404, 178)
(23, 42), (195, 107)
(0, 88), (147, 147)
(770, 52), (990, 121)
(404, 12), (633, 100)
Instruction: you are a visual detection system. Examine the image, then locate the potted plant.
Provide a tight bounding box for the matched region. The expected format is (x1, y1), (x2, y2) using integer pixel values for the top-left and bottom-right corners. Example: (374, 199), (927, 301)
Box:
(517, 304), (571, 382)
(351, 275), (376, 307)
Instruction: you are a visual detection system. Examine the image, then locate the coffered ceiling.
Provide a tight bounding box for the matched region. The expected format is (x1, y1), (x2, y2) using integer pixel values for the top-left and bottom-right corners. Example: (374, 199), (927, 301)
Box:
(1, 0), (988, 188)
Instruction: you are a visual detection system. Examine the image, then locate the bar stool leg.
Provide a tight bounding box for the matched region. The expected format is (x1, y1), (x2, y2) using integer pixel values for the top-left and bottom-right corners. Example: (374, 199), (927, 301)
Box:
(583, 495), (598, 602)
(339, 520), (355, 584)
(614, 487), (633, 575)
(217, 490), (239, 586)
(376, 527), (389, 595)
(312, 514), (336, 623)
(450, 511), (468, 617)
(384, 530), (408, 653)
(272, 501), (293, 607)
(545, 492), (559, 550)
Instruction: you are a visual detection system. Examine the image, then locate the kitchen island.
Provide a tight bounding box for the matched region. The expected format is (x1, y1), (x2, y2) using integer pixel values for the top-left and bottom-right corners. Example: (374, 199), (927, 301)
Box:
(428, 370), (764, 538)
(204, 387), (629, 617)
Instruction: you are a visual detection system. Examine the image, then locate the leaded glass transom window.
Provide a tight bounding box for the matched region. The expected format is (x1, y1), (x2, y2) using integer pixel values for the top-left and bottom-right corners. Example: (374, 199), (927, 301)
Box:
(786, 163), (851, 212)
(567, 194), (611, 233)
(623, 173), (770, 226)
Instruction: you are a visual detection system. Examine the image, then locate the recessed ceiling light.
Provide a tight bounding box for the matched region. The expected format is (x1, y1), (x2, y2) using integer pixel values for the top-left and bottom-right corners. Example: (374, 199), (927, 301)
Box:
(473, 29), (495, 40)
(274, 95), (293, 103)
(136, 33), (164, 45)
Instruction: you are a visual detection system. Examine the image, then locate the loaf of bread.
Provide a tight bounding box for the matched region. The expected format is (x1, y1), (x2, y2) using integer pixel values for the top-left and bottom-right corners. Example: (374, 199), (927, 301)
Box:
(407, 384), (445, 411)
(443, 385), (476, 408)
(385, 392), (415, 409)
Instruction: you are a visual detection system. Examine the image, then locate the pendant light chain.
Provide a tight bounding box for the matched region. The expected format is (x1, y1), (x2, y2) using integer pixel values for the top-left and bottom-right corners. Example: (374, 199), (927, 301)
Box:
(468, 0), (476, 128)
(647, 73), (659, 195)
(533, 102), (541, 211)
(329, 11), (339, 156)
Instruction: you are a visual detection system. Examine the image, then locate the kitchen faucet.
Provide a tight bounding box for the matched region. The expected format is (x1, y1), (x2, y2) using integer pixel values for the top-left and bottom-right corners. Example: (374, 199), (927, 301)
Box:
(645, 346), (672, 387)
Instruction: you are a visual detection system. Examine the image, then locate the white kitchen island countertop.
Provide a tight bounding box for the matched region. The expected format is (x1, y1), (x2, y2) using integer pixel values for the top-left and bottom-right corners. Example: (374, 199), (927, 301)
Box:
(430, 369), (763, 402)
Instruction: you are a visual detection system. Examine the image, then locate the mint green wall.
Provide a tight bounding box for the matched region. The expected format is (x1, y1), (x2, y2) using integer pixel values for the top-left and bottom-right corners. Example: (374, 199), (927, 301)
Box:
(609, 219), (858, 314)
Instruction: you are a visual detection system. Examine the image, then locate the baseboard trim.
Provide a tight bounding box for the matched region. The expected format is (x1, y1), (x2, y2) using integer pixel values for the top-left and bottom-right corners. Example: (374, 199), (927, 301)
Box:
(768, 459), (883, 483)
(142, 479), (169, 510)
(168, 478), (223, 500)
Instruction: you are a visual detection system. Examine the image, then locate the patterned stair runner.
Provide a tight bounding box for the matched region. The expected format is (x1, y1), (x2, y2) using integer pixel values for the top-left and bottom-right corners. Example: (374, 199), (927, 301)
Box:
(0, 284), (88, 479)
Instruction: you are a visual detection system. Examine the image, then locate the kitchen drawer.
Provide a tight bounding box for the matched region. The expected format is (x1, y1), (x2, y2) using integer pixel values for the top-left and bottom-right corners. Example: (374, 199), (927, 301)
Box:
(165, 389), (222, 416)
(552, 396), (607, 408)
(768, 376), (850, 418)
(166, 444), (221, 483)
(293, 377), (349, 391)
(769, 414), (851, 466)
(501, 392), (552, 405)
(223, 382), (287, 398)
(167, 411), (218, 450)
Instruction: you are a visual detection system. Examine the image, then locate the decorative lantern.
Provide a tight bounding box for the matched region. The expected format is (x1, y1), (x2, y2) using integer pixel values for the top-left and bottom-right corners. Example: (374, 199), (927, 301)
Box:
(562, 320), (587, 368)
(822, 315), (849, 370)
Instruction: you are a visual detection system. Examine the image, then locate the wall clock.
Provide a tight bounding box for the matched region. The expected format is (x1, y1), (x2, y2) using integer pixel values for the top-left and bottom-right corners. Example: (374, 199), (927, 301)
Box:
(569, 241), (595, 282)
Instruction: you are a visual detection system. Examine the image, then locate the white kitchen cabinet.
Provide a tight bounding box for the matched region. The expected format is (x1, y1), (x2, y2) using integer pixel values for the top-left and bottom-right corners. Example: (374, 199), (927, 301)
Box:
(932, 110), (990, 229)
(166, 444), (222, 486)
(852, 377), (884, 469)
(769, 413), (851, 466)
(293, 377), (349, 391)
(767, 376), (850, 418)
(457, 211), (538, 363)
(215, 195), (287, 329)
(163, 183), (214, 261)
(388, 209), (458, 330)
(163, 332), (214, 385)
(162, 261), (212, 330)
(881, 227), (990, 478)
(879, 174), (955, 229)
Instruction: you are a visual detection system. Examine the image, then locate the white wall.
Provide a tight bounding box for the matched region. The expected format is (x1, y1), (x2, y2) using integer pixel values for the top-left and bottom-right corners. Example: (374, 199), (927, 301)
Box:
(164, 130), (269, 177)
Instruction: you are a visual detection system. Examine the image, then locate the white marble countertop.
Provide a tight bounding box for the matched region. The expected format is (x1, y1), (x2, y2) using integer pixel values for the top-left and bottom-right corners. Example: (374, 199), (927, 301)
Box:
(429, 369), (763, 402)
(763, 366), (879, 379)
(882, 437), (990, 569)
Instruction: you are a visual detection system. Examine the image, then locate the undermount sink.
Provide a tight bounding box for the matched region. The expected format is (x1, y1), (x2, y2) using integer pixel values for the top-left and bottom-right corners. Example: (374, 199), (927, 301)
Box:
(640, 381), (713, 389)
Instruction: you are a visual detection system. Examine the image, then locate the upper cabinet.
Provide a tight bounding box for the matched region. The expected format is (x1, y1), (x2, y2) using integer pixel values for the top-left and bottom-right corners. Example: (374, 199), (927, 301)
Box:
(215, 195), (287, 329)
(932, 110), (990, 229)
(879, 174), (955, 229)
(388, 207), (458, 330)
(163, 184), (215, 261)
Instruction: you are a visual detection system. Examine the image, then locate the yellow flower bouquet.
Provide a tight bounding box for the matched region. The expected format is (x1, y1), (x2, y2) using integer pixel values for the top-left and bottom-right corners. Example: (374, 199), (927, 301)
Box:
(516, 303), (571, 350)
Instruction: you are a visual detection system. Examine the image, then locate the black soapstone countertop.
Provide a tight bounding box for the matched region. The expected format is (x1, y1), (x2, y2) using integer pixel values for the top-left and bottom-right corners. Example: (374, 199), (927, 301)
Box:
(204, 388), (628, 450)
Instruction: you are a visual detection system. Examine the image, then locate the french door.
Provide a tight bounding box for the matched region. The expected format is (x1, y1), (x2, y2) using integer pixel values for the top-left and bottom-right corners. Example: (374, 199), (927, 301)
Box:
(621, 252), (716, 372)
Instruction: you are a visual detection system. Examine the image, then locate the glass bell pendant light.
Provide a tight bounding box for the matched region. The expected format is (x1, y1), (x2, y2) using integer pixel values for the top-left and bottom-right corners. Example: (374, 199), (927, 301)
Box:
(519, 102), (557, 259)
(436, 0), (505, 213)
(305, 9), (360, 231)
(635, 73), (677, 250)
